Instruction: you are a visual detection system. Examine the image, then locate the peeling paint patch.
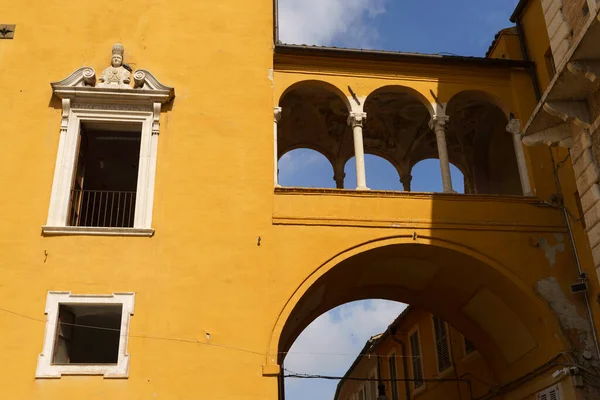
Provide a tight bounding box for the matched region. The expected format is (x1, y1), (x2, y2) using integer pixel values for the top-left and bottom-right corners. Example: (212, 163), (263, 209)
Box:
(267, 68), (274, 87)
(536, 277), (595, 356)
(537, 235), (565, 267)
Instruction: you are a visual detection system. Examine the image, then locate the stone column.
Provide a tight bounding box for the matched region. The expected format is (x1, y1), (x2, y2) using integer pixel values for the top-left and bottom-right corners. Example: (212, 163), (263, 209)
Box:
(348, 112), (369, 190)
(333, 172), (345, 189)
(400, 174), (412, 192)
(429, 115), (455, 193)
(274, 107), (282, 187)
(506, 119), (533, 196)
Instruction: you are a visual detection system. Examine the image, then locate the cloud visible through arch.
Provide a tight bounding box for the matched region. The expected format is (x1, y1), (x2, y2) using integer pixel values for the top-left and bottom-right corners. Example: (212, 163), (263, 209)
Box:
(285, 300), (407, 400)
(278, 0), (387, 48)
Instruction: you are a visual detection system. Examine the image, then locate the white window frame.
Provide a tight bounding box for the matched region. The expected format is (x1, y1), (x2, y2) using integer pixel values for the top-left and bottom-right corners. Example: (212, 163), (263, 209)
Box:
(43, 66), (174, 236)
(36, 291), (135, 378)
(536, 384), (561, 400)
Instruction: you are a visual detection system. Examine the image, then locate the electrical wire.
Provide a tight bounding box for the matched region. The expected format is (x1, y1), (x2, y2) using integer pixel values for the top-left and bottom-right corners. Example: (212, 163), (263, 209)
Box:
(0, 306), (418, 359)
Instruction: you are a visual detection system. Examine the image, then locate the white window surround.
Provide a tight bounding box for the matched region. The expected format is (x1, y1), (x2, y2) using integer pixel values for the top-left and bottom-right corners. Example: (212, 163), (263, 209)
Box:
(43, 63), (174, 237)
(36, 291), (135, 379)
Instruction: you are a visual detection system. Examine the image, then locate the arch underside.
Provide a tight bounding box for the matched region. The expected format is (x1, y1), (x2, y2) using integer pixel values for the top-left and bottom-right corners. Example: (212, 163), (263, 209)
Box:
(278, 84), (521, 194)
(275, 242), (567, 383)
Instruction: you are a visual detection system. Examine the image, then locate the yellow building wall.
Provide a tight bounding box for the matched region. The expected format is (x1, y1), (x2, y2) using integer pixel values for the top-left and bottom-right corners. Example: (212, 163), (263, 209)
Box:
(0, 0), (598, 399)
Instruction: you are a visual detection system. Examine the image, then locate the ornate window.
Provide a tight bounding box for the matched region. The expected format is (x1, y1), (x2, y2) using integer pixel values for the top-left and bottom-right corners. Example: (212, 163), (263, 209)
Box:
(36, 291), (135, 378)
(43, 44), (174, 236)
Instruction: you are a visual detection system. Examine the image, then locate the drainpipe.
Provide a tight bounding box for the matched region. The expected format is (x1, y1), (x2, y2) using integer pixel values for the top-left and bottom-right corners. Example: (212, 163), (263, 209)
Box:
(514, 17), (542, 101)
(273, 0), (279, 44)
(389, 327), (411, 400)
(548, 149), (600, 361)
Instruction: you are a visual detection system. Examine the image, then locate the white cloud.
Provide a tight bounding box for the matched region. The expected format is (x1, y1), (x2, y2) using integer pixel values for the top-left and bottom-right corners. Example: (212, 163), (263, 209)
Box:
(285, 300), (407, 400)
(278, 0), (387, 48)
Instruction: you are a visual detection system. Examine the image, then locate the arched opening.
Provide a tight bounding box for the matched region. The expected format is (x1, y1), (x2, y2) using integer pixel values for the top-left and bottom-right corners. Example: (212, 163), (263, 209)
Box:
(344, 154), (402, 191)
(361, 86), (434, 191)
(411, 159), (465, 193)
(278, 81), (350, 188)
(271, 240), (570, 400)
(284, 299), (407, 400)
(445, 91), (521, 195)
(278, 148), (336, 188)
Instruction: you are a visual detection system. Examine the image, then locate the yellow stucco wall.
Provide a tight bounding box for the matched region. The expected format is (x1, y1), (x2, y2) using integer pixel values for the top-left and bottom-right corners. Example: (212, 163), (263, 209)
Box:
(0, 0), (598, 399)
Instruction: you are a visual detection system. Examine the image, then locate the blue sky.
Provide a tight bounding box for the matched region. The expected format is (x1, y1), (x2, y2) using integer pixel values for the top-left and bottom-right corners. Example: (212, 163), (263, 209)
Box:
(278, 1), (520, 399)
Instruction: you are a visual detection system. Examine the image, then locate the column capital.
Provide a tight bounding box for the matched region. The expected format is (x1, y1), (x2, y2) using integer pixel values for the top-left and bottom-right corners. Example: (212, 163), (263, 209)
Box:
(348, 112), (367, 128)
(506, 118), (521, 135)
(274, 107), (282, 123)
(429, 115), (449, 131)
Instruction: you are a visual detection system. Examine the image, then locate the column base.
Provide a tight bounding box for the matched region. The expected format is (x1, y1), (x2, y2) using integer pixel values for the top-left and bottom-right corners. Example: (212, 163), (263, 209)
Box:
(274, 184), (281, 188)
(356, 186), (370, 191)
(443, 189), (457, 194)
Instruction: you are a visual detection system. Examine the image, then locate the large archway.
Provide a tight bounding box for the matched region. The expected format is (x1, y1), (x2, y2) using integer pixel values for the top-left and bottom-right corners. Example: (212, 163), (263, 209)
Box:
(268, 238), (570, 393)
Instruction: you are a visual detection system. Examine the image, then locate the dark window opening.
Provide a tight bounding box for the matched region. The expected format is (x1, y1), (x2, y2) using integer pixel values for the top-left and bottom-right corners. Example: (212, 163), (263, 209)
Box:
(544, 47), (556, 81)
(69, 124), (141, 227)
(575, 190), (586, 230)
(52, 304), (122, 365)
(464, 337), (476, 355)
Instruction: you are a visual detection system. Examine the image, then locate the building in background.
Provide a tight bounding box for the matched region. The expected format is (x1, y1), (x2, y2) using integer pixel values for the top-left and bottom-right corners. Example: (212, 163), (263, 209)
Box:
(335, 307), (494, 400)
(1, 0), (600, 399)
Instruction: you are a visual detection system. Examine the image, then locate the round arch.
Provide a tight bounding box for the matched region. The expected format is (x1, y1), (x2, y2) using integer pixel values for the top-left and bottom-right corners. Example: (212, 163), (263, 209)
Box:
(278, 144), (336, 168)
(266, 236), (568, 382)
(365, 85), (435, 118)
(446, 90), (511, 119)
(277, 79), (352, 113)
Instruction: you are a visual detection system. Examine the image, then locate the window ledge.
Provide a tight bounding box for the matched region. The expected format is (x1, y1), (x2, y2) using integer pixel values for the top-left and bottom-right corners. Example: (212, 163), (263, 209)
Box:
(42, 226), (154, 237)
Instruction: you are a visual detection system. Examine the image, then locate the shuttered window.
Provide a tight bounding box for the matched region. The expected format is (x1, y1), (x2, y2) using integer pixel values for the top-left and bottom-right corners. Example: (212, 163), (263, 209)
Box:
(409, 331), (424, 389)
(368, 372), (377, 400)
(433, 316), (452, 373)
(537, 385), (561, 400)
(388, 354), (399, 400)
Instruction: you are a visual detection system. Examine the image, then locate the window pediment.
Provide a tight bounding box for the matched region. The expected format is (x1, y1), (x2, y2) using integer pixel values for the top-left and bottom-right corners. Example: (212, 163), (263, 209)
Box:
(51, 44), (174, 105)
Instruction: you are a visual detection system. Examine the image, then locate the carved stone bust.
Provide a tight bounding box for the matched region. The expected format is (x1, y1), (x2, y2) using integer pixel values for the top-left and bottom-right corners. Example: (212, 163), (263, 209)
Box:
(97, 43), (131, 88)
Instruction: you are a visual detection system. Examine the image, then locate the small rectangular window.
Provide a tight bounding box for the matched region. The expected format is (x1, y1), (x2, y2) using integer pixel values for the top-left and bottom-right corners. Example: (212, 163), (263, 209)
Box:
(68, 124), (141, 228)
(388, 353), (399, 400)
(409, 331), (424, 389)
(536, 384), (561, 400)
(36, 291), (134, 379)
(544, 47), (556, 81)
(433, 316), (452, 373)
(574, 190), (586, 229)
(464, 336), (476, 356)
(52, 304), (123, 365)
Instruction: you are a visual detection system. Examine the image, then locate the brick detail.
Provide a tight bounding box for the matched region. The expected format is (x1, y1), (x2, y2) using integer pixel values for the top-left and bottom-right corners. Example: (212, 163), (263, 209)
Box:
(574, 147), (596, 177)
(588, 218), (600, 248)
(575, 159), (600, 195)
(585, 203), (600, 234)
(581, 183), (600, 213)
(571, 130), (593, 163)
(593, 242), (600, 267)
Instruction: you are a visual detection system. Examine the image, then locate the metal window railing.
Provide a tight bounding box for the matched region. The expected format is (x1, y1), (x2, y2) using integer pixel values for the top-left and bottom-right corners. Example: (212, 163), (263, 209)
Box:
(68, 189), (136, 228)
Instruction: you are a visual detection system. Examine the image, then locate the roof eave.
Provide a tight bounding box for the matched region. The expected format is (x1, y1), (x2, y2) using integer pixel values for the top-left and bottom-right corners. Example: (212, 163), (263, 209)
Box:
(275, 44), (533, 69)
